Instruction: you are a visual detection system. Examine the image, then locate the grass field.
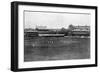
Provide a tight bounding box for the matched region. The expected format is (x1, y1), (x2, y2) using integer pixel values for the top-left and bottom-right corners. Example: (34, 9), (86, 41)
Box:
(24, 37), (90, 62)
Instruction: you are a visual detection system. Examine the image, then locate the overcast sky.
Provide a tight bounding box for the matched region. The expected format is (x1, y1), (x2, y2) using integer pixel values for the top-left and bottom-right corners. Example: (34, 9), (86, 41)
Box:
(24, 11), (91, 29)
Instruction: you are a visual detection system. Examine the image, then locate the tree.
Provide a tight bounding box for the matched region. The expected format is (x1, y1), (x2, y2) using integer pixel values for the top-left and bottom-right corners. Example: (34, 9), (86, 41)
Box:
(68, 24), (74, 30)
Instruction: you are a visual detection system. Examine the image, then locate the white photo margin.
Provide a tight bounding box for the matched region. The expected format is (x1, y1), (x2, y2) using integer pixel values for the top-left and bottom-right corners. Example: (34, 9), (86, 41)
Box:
(18, 5), (95, 68)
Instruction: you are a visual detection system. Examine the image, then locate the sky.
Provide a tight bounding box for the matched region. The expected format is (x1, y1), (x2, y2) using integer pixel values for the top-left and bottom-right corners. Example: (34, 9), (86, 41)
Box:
(24, 11), (91, 29)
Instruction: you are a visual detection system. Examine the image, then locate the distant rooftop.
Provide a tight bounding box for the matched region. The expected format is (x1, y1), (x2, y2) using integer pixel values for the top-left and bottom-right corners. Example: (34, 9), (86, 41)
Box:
(36, 25), (47, 29)
(68, 24), (90, 31)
